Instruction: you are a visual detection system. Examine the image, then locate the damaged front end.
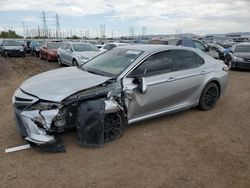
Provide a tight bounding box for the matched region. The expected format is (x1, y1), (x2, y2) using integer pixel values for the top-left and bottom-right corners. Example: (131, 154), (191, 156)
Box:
(12, 79), (127, 147)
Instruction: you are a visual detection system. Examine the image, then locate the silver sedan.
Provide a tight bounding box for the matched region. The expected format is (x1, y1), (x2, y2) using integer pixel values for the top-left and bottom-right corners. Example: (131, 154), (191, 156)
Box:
(57, 42), (101, 66)
(12, 45), (229, 146)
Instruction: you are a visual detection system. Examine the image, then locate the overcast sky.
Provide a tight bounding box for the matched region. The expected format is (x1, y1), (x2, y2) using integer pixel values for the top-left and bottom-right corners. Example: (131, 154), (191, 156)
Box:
(0, 0), (249, 37)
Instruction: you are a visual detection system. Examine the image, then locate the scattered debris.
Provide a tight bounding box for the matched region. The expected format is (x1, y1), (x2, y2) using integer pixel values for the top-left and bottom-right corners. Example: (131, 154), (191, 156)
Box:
(30, 137), (66, 153)
(5, 144), (30, 153)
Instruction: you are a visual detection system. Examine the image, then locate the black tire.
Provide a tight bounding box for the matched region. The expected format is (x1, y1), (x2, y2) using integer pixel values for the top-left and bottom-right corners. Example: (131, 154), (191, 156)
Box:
(104, 113), (126, 144)
(46, 54), (50, 62)
(198, 82), (219, 111)
(72, 59), (78, 66)
(228, 61), (232, 70)
(3, 50), (8, 57)
(58, 56), (63, 66)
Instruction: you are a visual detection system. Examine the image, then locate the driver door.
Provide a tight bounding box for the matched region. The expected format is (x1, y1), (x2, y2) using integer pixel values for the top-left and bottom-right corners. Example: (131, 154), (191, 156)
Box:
(123, 50), (177, 121)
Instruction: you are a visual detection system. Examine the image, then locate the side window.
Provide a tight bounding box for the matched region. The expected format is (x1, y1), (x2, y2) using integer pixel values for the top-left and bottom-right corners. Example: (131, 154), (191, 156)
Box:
(61, 44), (66, 49)
(104, 44), (116, 50)
(173, 50), (197, 71)
(194, 41), (206, 52)
(65, 44), (71, 50)
(195, 54), (205, 66)
(103, 44), (111, 50)
(176, 40), (182, 46)
(130, 51), (173, 77)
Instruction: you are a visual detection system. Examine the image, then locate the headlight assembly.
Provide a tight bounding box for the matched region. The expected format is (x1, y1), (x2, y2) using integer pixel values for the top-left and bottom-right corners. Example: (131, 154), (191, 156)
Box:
(233, 56), (244, 62)
(80, 56), (89, 61)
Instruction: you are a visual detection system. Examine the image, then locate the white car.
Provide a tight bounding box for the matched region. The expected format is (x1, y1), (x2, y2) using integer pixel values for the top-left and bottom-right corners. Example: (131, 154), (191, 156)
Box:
(58, 42), (101, 66)
(99, 42), (128, 52)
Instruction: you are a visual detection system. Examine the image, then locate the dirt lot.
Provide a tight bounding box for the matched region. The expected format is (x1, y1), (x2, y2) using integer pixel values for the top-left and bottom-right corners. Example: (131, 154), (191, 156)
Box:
(0, 55), (249, 188)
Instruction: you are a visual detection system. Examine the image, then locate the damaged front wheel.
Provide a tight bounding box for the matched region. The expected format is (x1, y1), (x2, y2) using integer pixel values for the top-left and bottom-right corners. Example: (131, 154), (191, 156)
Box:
(104, 113), (125, 143)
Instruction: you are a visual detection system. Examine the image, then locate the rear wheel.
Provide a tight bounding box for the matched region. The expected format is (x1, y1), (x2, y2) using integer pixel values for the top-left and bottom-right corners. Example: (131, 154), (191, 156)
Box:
(198, 82), (219, 111)
(58, 56), (63, 66)
(72, 59), (78, 66)
(46, 54), (50, 62)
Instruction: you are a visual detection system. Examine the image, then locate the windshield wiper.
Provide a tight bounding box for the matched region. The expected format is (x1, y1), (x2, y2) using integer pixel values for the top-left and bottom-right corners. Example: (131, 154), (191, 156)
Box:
(79, 67), (105, 76)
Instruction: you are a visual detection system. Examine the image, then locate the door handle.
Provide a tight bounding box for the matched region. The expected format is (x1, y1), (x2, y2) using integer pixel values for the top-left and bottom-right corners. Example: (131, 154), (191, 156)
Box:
(200, 70), (208, 75)
(167, 77), (176, 82)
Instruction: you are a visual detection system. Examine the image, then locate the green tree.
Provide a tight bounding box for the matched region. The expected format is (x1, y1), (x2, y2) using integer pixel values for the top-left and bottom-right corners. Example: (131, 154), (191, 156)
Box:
(0, 30), (23, 38)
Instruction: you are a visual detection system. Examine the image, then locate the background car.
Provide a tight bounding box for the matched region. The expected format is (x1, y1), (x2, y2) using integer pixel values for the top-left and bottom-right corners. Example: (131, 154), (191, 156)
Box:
(99, 42), (128, 52)
(58, 42), (101, 66)
(148, 38), (210, 53)
(229, 42), (250, 69)
(39, 41), (62, 61)
(30, 40), (44, 57)
(206, 43), (232, 65)
(0, 39), (25, 57)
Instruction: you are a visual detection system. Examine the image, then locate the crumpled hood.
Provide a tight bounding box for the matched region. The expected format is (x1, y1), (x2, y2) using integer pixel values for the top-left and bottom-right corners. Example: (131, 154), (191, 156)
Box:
(21, 67), (111, 102)
(75, 51), (100, 59)
(234, 52), (250, 59)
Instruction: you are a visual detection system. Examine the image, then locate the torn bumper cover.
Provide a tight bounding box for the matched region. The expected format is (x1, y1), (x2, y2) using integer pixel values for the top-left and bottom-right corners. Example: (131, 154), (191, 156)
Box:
(12, 88), (124, 146)
(17, 110), (58, 144)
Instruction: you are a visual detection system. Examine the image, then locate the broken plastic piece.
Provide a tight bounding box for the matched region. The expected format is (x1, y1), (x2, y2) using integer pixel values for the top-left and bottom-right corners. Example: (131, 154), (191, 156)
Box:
(5, 144), (31, 153)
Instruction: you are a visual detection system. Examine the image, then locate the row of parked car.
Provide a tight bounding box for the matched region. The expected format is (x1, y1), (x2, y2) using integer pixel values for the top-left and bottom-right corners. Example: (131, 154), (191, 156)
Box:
(1, 38), (250, 70)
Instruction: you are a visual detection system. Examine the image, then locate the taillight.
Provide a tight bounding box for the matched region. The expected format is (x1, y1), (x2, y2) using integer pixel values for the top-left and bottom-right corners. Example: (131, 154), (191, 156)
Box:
(222, 66), (229, 72)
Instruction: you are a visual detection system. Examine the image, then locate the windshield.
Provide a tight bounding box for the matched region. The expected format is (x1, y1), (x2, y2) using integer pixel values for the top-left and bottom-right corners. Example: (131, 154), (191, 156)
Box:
(234, 45), (250, 53)
(3, 40), (22, 46)
(214, 44), (225, 52)
(73, 43), (99, 52)
(81, 48), (144, 77)
(34, 41), (43, 46)
(47, 43), (62, 49)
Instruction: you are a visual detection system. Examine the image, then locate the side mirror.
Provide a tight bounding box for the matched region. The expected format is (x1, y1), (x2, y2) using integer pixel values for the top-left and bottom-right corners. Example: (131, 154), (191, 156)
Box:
(138, 77), (147, 94)
(205, 46), (210, 52)
(229, 50), (234, 54)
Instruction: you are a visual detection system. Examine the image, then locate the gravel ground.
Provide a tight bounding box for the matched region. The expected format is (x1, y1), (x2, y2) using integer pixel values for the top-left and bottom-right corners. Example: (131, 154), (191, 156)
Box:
(0, 56), (249, 188)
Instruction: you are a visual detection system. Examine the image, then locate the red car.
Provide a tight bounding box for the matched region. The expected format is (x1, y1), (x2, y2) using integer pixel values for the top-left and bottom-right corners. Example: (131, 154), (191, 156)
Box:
(39, 42), (62, 61)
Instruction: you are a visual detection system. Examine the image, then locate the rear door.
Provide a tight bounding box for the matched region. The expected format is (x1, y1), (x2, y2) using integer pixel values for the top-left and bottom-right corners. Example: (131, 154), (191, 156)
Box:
(170, 50), (205, 106)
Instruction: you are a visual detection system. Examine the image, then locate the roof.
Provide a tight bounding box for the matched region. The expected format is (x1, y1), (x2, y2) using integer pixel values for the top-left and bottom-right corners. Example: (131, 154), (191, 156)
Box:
(118, 44), (198, 53)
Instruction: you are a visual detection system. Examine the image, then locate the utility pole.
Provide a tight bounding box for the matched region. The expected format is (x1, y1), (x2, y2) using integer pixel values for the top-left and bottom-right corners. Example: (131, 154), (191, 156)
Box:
(42, 11), (48, 38)
(129, 26), (134, 39)
(22, 22), (26, 38)
(55, 14), (60, 39)
(142, 26), (146, 40)
(100, 24), (105, 39)
(38, 26), (40, 38)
